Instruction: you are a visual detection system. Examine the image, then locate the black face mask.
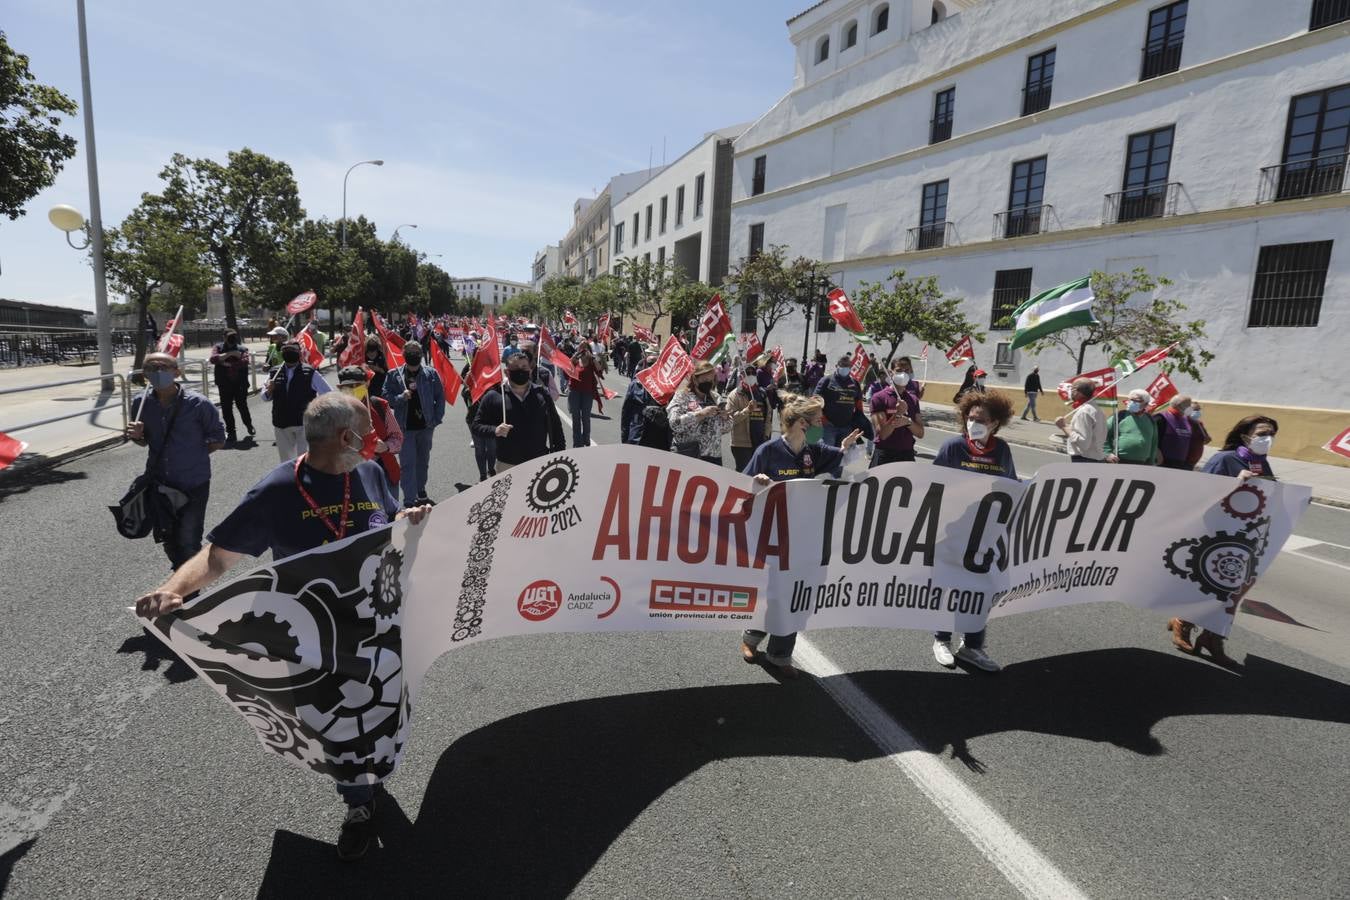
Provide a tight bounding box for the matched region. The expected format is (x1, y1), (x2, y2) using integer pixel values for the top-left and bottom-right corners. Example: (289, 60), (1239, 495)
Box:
(508, 369), (531, 385)
(696, 380), (714, 393)
(404, 355), (422, 367)
(282, 349), (301, 364)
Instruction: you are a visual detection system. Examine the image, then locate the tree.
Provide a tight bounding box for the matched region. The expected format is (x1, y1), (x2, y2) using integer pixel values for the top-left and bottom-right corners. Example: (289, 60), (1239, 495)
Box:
(501, 290), (545, 321)
(1002, 268), (1215, 379)
(539, 275), (582, 324)
(148, 148), (304, 331)
(580, 274), (623, 325)
(414, 262), (458, 317)
(0, 31), (77, 221)
(854, 268), (984, 362)
(666, 279), (718, 340)
(101, 204), (212, 372)
(724, 245), (832, 345)
(614, 256), (681, 334)
(269, 218), (370, 321)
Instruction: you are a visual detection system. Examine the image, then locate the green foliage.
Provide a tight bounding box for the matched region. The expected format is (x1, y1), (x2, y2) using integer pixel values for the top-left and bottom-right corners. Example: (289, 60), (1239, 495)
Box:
(724, 244), (834, 343)
(854, 268), (983, 362)
(666, 279), (718, 338)
(414, 262), (458, 316)
(502, 290), (545, 320)
(539, 275), (582, 323)
(147, 148), (305, 330)
(0, 31), (78, 221)
(268, 218), (369, 317)
(614, 256), (682, 334)
(1006, 268), (1215, 380)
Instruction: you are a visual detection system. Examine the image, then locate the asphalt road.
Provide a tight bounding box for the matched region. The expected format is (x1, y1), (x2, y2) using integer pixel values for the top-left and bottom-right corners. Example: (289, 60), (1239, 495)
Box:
(1, 367), (1347, 899)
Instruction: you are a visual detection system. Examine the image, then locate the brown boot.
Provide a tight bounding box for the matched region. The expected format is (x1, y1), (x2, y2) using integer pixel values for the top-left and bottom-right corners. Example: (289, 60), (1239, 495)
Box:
(1167, 618), (1196, 653)
(1195, 630), (1237, 667)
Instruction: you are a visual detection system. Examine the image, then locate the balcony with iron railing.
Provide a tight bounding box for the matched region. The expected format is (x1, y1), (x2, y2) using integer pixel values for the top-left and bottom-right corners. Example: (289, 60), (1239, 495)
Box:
(995, 204), (1051, 239)
(1257, 152), (1349, 203)
(1139, 39), (1183, 81)
(929, 115), (953, 144)
(1103, 182), (1180, 224)
(1021, 82), (1052, 117)
(907, 221), (953, 251)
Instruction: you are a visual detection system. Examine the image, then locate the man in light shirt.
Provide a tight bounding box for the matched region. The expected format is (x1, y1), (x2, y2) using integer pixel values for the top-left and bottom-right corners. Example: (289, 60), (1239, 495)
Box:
(1055, 378), (1107, 462)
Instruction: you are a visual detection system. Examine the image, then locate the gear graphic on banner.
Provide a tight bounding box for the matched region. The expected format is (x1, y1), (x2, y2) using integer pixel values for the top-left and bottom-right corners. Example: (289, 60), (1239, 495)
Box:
(526, 457), (579, 513)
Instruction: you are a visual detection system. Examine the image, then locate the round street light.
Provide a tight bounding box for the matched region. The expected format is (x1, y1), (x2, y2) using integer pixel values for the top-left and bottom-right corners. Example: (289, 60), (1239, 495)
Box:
(392, 223), (418, 242)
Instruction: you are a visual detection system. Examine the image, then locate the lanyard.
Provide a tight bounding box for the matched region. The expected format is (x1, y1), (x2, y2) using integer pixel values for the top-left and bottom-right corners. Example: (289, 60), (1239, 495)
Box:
(294, 454), (351, 541)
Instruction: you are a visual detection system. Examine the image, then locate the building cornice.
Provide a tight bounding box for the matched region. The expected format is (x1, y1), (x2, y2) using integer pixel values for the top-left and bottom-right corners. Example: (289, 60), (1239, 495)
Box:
(811, 192), (1350, 273)
(735, 11), (1349, 166)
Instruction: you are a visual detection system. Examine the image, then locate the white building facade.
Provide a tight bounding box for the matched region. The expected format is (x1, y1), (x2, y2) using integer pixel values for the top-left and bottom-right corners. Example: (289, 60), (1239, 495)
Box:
(610, 125), (746, 286)
(532, 244), (560, 290)
(452, 277), (532, 315)
(729, 0), (1350, 421)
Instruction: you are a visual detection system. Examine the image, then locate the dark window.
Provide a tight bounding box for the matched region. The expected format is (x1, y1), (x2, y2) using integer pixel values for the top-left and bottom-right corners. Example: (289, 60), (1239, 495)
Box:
(695, 173), (706, 217)
(1275, 84), (1350, 200)
(1115, 125), (1174, 221)
(633, 213), (640, 244)
(991, 268), (1034, 329)
(741, 294), (759, 333)
(645, 205), (652, 240)
(1022, 48), (1055, 116)
(1311, 0), (1350, 30)
(816, 298), (837, 332)
(614, 222), (624, 254)
(844, 21), (858, 49)
(931, 87), (955, 143)
(1248, 241), (1332, 327)
(817, 35), (830, 64)
(1005, 156), (1047, 237)
(752, 155), (767, 196)
(660, 196), (668, 234)
(748, 223), (764, 259)
(873, 4), (889, 35)
(676, 185), (685, 226)
(1140, 1), (1187, 81)
(918, 180), (948, 250)
(657, 246), (665, 267)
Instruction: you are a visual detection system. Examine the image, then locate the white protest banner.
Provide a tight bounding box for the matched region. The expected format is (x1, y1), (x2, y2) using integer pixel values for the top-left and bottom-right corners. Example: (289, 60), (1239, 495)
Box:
(139, 448), (1308, 787)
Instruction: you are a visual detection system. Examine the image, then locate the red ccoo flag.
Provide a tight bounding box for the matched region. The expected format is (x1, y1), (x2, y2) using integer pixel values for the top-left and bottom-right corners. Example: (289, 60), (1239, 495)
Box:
(468, 317), (503, 403)
(428, 334), (462, 406)
(945, 335), (975, 368)
(637, 335), (694, 406)
(826, 288), (866, 335)
(740, 332), (764, 362)
(0, 431), (28, 471)
(848, 344), (869, 383)
(298, 329), (325, 368)
(539, 326), (577, 379)
(371, 311), (405, 368)
(633, 323), (656, 344)
(1144, 372), (1178, 412)
(338, 309), (366, 367)
(563, 310), (578, 326)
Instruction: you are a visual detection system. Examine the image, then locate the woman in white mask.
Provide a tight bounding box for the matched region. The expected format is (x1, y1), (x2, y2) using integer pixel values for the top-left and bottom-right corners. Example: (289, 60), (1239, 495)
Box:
(928, 390), (1018, 673)
(1167, 415), (1281, 666)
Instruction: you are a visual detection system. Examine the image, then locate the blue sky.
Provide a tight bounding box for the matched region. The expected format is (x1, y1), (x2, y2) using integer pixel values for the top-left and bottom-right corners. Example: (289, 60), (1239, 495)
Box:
(2, 0), (803, 310)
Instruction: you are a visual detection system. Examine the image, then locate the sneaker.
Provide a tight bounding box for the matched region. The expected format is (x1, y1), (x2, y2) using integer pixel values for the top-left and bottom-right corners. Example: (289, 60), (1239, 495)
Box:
(956, 645), (1001, 672)
(336, 801), (375, 861)
(932, 639), (956, 668)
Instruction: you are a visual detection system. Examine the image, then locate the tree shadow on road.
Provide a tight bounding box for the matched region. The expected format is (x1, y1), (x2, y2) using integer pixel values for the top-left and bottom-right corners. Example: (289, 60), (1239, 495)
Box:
(255, 649), (1349, 898)
(117, 629), (196, 684)
(0, 465), (87, 504)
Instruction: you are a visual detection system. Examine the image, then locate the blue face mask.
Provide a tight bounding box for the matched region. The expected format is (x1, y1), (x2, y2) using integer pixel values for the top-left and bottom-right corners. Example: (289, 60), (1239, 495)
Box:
(147, 370), (176, 390)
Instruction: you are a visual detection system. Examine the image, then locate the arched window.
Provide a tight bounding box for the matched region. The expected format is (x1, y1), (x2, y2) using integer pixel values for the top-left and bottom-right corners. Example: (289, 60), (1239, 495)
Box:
(816, 35), (830, 64)
(843, 20), (858, 49)
(932, 1), (947, 24)
(872, 3), (890, 35)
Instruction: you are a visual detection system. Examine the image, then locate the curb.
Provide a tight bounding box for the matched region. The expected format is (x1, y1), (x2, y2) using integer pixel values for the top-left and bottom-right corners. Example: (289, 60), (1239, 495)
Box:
(0, 434), (127, 483)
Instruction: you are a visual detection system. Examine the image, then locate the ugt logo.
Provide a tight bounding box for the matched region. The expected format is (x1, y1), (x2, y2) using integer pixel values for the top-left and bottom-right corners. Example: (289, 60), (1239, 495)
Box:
(1163, 483), (1271, 615)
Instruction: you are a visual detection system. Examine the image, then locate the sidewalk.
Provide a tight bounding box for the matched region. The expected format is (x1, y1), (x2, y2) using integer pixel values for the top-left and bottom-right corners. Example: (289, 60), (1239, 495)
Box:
(918, 400), (1350, 509)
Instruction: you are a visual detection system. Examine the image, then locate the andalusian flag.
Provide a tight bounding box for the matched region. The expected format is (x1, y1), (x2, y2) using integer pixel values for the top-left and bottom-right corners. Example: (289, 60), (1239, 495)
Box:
(1009, 276), (1095, 350)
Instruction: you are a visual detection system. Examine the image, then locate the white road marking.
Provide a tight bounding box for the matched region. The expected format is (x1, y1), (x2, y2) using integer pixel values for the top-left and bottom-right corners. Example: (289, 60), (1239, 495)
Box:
(793, 636), (1089, 900)
(554, 404), (599, 446)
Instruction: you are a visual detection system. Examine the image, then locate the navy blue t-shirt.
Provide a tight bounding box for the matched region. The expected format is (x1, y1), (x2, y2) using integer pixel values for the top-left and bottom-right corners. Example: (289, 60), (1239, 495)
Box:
(207, 459), (400, 560)
(742, 436), (846, 481)
(932, 435), (1018, 480)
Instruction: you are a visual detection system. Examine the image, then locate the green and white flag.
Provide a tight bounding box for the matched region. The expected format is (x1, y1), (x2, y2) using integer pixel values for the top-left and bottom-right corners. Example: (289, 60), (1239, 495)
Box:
(1008, 276), (1096, 350)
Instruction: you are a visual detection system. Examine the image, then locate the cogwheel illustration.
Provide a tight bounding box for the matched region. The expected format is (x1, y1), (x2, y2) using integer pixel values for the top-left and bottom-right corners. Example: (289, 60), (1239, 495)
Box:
(201, 611), (301, 662)
(1207, 549), (1248, 583)
(526, 457), (580, 513)
(1163, 530), (1264, 602)
(1220, 483), (1267, 520)
(371, 549), (404, 619)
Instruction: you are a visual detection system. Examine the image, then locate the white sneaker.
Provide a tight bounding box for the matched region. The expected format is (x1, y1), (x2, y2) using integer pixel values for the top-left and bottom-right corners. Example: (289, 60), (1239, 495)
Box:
(956, 645), (1001, 673)
(932, 639), (956, 668)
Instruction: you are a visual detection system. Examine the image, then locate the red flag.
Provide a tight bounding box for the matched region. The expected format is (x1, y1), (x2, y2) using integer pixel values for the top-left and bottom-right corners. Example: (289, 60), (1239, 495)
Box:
(826, 288), (866, 335)
(563, 310), (578, 326)
(539, 326), (577, 379)
(1133, 344), (1176, 370)
(690, 294), (734, 361)
(918, 343), (929, 361)
(1144, 372), (1178, 412)
(1056, 366), (1120, 402)
(945, 335), (974, 367)
(849, 344), (869, 383)
(739, 332), (764, 361)
(768, 346), (784, 378)
(286, 290), (318, 316)
(0, 431), (27, 471)
(1323, 425), (1350, 461)
(156, 318), (183, 358)
(600, 385), (618, 400)
(298, 329), (324, 368)
(371, 311), (405, 368)
(597, 313), (612, 343)
(633, 323), (656, 344)
(338, 309), (366, 367)
(428, 333), (462, 406)
(637, 336), (694, 406)
(469, 318), (503, 403)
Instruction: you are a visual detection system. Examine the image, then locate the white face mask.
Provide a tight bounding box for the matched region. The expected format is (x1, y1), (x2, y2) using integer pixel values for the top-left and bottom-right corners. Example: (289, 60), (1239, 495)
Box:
(967, 421), (990, 442)
(1247, 434), (1274, 455)
(837, 367), (852, 380)
(1187, 408), (1202, 420)
(340, 431), (366, 472)
(742, 377), (756, 388)
(1127, 401), (1144, 414)
(892, 371), (911, 387)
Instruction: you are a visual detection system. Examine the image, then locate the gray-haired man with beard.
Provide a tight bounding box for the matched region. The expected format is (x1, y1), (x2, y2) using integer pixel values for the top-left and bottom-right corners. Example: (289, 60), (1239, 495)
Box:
(133, 393), (431, 861)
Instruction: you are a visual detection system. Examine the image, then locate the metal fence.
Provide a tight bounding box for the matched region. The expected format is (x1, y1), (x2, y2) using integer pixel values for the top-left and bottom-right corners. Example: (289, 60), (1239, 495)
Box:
(0, 324), (272, 369)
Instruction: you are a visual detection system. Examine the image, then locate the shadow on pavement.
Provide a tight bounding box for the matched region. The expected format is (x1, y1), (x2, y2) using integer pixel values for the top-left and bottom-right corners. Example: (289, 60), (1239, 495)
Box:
(0, 465), (87, 503)
(0, 838), (35, 895)
(256, 649), (1349, 898)
(117, 629), (196, 684)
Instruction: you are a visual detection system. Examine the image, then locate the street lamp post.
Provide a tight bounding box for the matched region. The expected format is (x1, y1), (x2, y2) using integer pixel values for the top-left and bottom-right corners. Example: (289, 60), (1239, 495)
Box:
(391, 223), (417, 243)
(75, 0), (112, 390)
(340, 159), (384, 249)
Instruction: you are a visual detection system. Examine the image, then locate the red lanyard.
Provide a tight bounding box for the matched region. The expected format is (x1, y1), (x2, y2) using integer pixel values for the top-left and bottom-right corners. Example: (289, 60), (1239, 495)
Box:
(294, 454), (351, 541)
